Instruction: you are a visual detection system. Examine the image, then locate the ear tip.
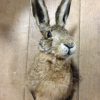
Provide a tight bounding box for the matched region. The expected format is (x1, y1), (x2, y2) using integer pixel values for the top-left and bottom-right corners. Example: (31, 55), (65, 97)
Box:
(55, 0), (72, 27)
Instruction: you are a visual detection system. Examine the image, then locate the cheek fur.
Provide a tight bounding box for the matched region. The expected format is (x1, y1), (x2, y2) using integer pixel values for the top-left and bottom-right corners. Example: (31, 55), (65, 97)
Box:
(38, 39), (52, 52)
(69, 44), (76, 54)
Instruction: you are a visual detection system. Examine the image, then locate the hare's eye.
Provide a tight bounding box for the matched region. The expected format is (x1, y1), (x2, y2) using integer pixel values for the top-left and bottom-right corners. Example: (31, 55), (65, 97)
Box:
(47, 31), (52, 38)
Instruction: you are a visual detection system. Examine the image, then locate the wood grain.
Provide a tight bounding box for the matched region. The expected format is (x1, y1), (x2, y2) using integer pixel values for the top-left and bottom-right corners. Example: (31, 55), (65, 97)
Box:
(79, 0), (100, 100)
(0, 0), (30, 100)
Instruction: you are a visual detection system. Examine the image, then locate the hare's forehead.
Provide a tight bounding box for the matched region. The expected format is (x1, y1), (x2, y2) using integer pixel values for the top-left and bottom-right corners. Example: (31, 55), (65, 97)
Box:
(51, 30), (69, 37)
(51, 30), (74, 42)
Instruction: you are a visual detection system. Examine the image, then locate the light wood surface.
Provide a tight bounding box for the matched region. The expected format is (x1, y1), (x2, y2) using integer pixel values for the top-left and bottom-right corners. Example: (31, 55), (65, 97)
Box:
(79, 0), (100, 100)
(0, 0), (30, 100)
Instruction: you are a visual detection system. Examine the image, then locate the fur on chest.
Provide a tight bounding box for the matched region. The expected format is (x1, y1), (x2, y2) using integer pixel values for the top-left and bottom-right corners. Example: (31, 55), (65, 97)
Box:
(32, 53), (72, 72)
(28, 53), (72, 84)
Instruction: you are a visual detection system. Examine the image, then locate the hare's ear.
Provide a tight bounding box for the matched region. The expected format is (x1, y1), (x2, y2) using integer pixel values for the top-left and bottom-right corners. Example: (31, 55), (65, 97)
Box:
(32, 0), (50, 32)
(56, 0), (72, 27)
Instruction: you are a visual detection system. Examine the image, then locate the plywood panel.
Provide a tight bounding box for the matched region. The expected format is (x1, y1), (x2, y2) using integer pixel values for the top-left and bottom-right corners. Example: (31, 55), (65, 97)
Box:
(26, 0), (80, 100)
(0, 0), (30, 100)
(79, 0), (100, 100)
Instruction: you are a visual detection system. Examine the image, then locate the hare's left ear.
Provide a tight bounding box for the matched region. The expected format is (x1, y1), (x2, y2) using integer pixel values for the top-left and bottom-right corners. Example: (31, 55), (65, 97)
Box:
(56, 0), (72, 27)
(32, 0), (50, 32)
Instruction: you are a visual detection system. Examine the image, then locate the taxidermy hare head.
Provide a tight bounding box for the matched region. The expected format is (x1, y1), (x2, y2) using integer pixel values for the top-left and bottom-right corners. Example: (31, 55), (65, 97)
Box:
(28, 0), (79, 100)
(32, 0), (76, 59)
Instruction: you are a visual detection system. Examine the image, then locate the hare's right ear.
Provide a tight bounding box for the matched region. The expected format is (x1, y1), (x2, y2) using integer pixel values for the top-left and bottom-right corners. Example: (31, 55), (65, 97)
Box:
(56, 0), (72, 27)
(31, 0), (50, 33)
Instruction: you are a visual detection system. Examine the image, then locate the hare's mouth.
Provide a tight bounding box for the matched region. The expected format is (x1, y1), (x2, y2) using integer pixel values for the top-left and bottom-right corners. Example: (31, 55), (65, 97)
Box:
(58, 43), (76, 57)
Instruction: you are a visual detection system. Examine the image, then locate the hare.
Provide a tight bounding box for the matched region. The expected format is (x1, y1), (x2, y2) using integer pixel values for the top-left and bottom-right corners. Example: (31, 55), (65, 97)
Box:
(27, 0), (79, 100)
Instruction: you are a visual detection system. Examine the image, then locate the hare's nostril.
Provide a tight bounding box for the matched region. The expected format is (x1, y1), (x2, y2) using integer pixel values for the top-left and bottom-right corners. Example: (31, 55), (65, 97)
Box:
(64, 43), (74, 49)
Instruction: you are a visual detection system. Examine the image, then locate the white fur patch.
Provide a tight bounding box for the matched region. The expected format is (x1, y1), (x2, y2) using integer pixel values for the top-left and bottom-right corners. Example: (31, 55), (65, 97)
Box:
(59, 43), (69, 56)
(58, 0), (69, 26)
(59, 43), (76, 56)
(70, 44), (76, 54)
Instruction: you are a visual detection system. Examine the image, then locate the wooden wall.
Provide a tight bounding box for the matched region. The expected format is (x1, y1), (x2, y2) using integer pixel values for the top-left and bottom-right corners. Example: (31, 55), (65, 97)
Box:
(0, 0), (30, 100)
(79, 0), (100, 99)
(0, 0), (100, 100)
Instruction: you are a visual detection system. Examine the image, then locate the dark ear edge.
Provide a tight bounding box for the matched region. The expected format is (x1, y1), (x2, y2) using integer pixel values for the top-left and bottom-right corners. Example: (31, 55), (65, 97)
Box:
(31, 0), (50, 32)
(56, 0), (72, 27)
(32, 2), (35, 17)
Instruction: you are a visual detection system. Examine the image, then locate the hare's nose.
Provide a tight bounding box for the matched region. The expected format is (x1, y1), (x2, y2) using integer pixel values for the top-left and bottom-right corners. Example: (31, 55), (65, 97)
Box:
(64, 43), (74, 49)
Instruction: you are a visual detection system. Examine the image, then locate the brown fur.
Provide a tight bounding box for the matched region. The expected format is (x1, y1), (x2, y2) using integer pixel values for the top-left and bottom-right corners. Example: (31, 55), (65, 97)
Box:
(27, 0), (79, 100)
(27, 52), (75, 100)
